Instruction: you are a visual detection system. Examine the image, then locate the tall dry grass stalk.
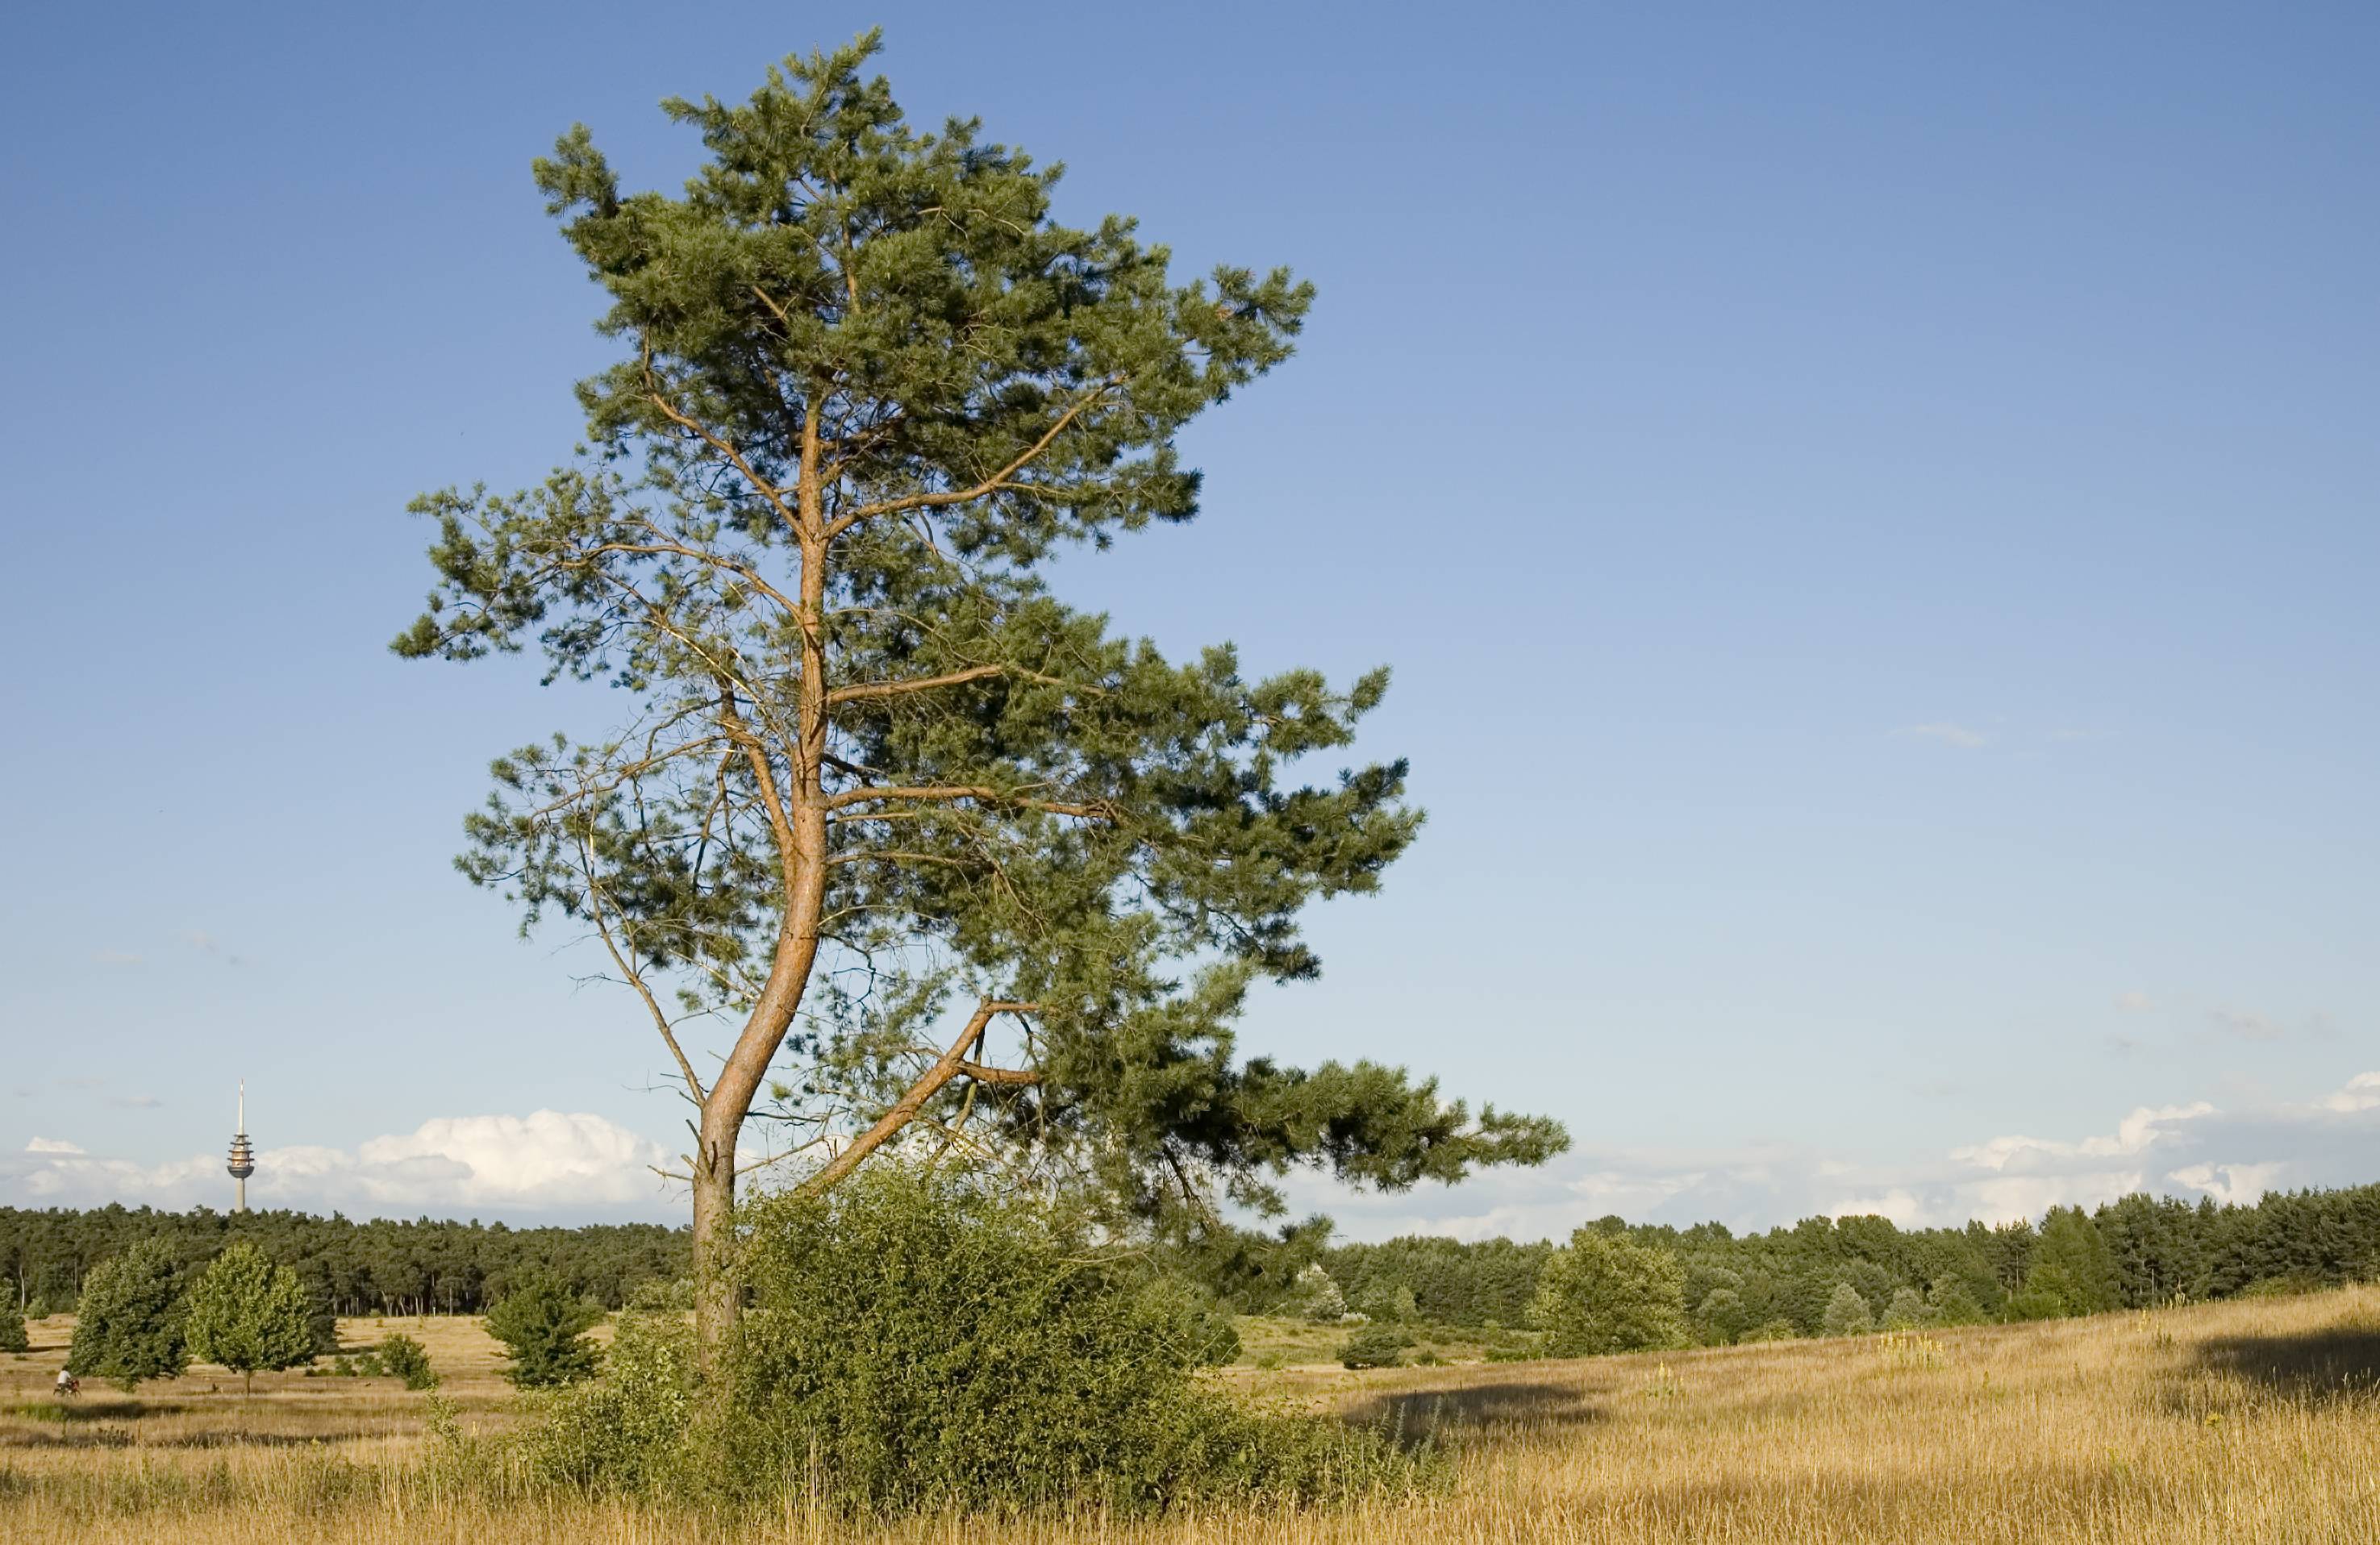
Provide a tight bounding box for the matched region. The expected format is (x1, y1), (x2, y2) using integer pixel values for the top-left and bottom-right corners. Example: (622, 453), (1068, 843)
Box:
(8, 1288), (2380, 1542)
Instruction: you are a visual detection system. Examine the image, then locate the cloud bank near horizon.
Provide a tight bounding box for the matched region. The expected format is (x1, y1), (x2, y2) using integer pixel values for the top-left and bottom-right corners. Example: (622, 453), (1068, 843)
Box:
(15, 1073), (2380, 1239)
(3, 1111), (674, 1219)
(1294, 1070), (2380, 1243)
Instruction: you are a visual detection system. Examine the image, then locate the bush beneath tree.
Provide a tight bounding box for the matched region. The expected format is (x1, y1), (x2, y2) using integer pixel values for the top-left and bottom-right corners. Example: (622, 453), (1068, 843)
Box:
(502, 1170), (1428, 1514)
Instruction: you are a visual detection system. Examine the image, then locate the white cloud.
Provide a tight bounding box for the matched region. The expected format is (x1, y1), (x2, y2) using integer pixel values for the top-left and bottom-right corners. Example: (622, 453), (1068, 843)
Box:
(1899, 722), (1987, 749)
(0, 1111), (672, 1216)
(2114, 991), (2155, 1013)
(1282, 1072), (2380, 1242)
(2320, 1073), (2380, 1114)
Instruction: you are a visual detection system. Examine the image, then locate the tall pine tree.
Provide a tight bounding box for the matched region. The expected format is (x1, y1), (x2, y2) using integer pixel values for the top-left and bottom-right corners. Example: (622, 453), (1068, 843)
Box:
(396, 33), (1564, 1371)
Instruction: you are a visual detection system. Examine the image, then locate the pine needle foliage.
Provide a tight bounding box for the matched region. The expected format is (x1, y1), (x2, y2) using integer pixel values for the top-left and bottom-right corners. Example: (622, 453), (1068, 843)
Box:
(486, 1269), (603, 1388)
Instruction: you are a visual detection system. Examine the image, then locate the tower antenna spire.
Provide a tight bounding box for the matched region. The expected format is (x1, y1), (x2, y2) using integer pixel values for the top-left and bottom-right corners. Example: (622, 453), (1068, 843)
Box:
(226, 1081), (256, 1213)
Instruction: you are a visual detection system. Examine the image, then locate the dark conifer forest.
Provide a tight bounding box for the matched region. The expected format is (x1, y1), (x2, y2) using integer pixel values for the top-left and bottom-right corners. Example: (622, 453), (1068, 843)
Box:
(9, 1182), (2377, 1339)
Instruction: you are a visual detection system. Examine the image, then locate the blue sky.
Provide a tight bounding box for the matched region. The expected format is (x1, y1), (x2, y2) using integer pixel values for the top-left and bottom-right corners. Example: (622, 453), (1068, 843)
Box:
(3, 2), (2374, 1236)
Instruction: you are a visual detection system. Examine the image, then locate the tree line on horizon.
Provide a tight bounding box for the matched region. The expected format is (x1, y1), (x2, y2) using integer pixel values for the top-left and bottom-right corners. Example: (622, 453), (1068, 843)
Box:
(7, 1180), (2375, 1338)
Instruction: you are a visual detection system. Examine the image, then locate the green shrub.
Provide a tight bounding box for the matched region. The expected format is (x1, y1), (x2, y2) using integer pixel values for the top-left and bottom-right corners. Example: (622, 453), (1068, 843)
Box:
(377, 1333), (439, 1391)
(515, 1304), (695, 1493)
(1336, 1323), (1411, 1369)
(2239, 1275), (2324, 1300)
(486, 1269), (602, 1387)
(0, 1301), (27, 1354)
(1740, 1318), (1800, 1343)
(1928, 1277), (1988, 1326)
(725, 1172), (1423, 1513)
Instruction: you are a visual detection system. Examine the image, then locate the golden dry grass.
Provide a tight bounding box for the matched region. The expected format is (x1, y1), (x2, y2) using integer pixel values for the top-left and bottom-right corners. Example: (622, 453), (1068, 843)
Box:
(8, 1289), (2380, 1542)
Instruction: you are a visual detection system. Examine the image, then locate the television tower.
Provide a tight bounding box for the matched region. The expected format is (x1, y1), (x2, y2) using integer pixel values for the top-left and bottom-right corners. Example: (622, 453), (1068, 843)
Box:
(226, 1081), (256, 1213)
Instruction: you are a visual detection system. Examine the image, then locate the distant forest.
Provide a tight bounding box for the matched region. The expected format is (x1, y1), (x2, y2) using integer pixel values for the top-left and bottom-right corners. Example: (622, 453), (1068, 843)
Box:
(6, 1182), (2377, 1335)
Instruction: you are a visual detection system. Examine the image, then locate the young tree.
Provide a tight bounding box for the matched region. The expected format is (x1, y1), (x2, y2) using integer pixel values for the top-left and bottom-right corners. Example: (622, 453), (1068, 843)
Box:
(487, 1268), (604, 1386)
(1819, 1281), (1874, 1338)
(0, 1298), (27, 1353)
(1692, 1286), (1749, 1346)
(1285, 1262), (1348, 1324)
(1530, 1229), (1687, 1357)
(184, 1242), (318, 1395)
(69, 1239), (188, 1390)
(1928, 1275), (1988, 1326)
(1881, 1285), (1930, 1330)
(394, 32), (1564, 1370)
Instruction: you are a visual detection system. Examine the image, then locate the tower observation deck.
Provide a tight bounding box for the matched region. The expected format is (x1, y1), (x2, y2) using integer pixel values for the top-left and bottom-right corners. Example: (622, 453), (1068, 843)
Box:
(226, 1081), (255, 1213)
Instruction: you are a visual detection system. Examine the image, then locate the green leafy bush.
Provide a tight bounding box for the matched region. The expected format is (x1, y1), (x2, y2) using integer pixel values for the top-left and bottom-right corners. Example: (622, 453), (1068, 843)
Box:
(509, 1170), (1428, 1515)
(0, 1301), (27, 1353)
(377, 1333), (439, 1390)
(1336, 1324), (1411, 1369)
(516, 1303), (695, 1493)
(486, 1269), (602, 1386)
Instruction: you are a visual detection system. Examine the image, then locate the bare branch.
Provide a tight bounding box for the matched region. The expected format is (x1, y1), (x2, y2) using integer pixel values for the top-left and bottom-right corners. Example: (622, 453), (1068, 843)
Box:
(790, 999), (1040, 1199)
(824, 386), (1113, 539)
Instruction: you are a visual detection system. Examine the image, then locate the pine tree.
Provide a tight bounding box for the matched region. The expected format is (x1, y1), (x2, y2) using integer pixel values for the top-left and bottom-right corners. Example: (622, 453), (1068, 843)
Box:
(392, 31), (1565, 1376)
(0, 1297), (27, 1353)
(69, 1238), (188, 1390)
(184, 1242), (319, 1396)
(486, 1268), (602, 1387)
(2034, 1209), (2122, 1314)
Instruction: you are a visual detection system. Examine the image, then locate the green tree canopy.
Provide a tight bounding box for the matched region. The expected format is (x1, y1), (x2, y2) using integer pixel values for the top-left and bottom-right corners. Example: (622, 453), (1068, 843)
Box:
(183, 1242), (318, 1395)
(1820, 1282), (1875, 1337)
(393, 31), (1563, 1365)
(68, 1238), (187, 1390)
(486, 1268), (604, 1387)
(1529, 1228), (1688, 1357)
(0, 1298), (26, 1353)
(2033, 1207), (2123, 1315)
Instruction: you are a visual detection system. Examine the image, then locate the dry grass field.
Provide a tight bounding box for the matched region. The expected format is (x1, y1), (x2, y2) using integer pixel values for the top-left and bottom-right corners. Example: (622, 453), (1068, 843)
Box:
(6, 1287), (2380, 1542)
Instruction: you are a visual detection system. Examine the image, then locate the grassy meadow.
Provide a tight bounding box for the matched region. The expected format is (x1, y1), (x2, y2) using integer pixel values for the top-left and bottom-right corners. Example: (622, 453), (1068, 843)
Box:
(6, 1288), (2380, 1542)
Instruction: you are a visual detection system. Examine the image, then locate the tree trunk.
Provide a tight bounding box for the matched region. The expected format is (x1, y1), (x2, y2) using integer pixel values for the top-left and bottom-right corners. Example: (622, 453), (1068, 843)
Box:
(691, 1106), (739, 1381)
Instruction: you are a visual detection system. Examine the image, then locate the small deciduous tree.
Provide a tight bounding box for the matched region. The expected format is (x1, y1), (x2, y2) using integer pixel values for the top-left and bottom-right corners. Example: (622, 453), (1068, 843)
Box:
(1881, 1286), (1931, 1330)
(69, 1239), (188, 1390)
(1529, 1229), (1687, 1357)
(487, 1269), (603, 1387)
(394, 32), (1565, 1376)
(184, 1242), (318, 1396)
(0, 1299), (27, 1353)
(1820, 1282), (1875, 1338)
(1693, 1286), (1749, 1346)
(1285, 1263), (1348, 1324)
(1928, 1276), (1988, 1326)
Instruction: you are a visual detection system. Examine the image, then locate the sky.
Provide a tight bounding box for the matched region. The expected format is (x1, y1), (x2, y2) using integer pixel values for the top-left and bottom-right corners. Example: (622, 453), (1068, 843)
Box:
(2, 2), (2374, 1239)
